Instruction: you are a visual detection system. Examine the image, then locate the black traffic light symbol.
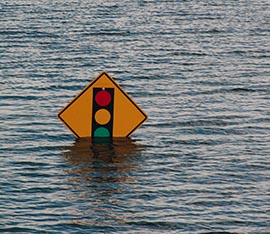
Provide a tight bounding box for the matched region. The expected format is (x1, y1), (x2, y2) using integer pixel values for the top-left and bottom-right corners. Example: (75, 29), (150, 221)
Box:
(92, 88), (114, 137)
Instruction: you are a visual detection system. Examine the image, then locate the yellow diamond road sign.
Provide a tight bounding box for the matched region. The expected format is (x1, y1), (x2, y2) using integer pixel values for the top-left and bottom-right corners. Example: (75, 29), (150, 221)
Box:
(58, 71), (148, 138)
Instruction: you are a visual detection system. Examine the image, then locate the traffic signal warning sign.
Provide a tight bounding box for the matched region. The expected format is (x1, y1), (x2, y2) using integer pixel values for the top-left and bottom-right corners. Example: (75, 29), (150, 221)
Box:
(58, 71), (147, 138)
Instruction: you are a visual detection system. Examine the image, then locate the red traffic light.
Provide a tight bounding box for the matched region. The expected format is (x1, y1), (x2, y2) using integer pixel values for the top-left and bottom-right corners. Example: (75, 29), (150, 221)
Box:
(95, 89), (112, 107)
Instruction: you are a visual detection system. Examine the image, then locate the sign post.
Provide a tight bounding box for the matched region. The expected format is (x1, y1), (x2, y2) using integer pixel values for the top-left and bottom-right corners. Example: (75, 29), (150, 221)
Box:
(58, 71), (148, 138)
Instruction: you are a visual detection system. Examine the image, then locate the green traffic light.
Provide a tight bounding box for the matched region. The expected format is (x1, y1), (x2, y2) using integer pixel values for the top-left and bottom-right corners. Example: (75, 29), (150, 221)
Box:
(94, 127), (110, 137)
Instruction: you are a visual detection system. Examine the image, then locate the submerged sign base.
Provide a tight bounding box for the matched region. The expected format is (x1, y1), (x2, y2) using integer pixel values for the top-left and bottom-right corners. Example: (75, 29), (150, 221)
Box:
(58, 71), (147, 138)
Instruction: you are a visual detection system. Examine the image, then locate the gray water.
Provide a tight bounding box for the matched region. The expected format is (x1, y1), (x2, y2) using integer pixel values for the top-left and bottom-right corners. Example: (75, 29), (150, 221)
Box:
(1, 1), (270, 233)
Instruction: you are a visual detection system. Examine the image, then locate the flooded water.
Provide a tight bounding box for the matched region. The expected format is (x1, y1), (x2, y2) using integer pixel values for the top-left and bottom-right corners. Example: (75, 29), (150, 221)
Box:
(1, 0), (270, 233)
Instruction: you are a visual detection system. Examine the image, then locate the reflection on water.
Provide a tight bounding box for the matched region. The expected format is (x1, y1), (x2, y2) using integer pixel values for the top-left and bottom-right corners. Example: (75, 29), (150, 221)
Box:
(63, 137), (144, 183)
(62, 138), (144, 227)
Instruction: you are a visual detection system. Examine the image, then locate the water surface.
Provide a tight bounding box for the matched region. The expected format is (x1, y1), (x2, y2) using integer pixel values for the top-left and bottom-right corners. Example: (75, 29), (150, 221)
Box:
(1, 1), (270, 233)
